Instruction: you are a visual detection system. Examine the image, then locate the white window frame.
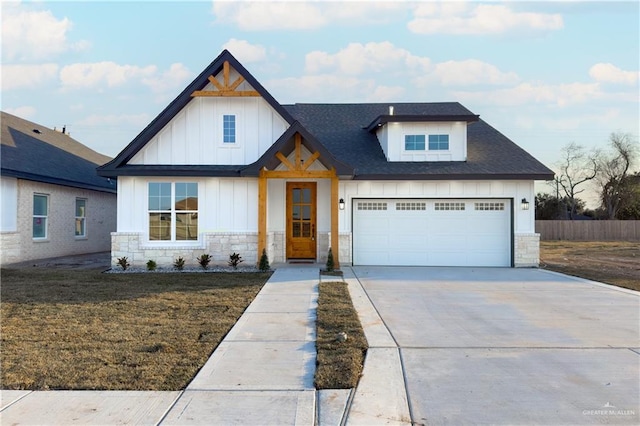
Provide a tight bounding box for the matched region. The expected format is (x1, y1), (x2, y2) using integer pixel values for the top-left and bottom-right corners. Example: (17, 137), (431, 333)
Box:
(428, 134), (450, 151)
(75, 198), (87, 238)
(33, 194), (48, 239)
(147, 182), (199, 243)
(404, 134), (426, 151)
(222, 114), (236, 144)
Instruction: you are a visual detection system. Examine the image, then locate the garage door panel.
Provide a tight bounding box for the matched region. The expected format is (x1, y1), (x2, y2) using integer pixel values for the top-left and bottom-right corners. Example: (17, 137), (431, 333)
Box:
(353, 198), (511, 267)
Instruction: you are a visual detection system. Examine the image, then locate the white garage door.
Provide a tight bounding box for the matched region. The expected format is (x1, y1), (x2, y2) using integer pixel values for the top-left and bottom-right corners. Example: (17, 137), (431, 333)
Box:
(353, 199), (511, 267)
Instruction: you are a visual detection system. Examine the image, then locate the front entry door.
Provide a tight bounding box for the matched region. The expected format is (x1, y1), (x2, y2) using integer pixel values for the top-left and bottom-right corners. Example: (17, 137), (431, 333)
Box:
(286, 182), (317, 259)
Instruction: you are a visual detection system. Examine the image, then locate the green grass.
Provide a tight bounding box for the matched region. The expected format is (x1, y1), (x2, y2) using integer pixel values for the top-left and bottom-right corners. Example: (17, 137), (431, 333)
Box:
(1, 268), (270, 390)
(315, 281), (368, 389)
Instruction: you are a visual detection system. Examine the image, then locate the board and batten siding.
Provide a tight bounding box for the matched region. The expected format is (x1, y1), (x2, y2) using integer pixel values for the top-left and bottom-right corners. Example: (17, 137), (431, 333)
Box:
(338, 180), (535, 234)
(117, 176), (258, 237)
(376, 121), (467, 162)
(128, 91), (289, 165)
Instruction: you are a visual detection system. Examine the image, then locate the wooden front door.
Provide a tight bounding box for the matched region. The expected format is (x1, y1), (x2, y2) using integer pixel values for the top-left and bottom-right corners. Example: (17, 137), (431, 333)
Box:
(286, 182), (317, 259)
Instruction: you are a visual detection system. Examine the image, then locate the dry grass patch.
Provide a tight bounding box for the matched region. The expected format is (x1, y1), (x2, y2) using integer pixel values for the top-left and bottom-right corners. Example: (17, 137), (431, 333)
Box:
(1, 268), (270, 390)
(315, 281), (368, 389)
(540, 241), (640, 291)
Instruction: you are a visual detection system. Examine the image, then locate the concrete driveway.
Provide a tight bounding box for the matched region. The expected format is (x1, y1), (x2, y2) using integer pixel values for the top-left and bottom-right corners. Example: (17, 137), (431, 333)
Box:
(348, 267), (639, 425)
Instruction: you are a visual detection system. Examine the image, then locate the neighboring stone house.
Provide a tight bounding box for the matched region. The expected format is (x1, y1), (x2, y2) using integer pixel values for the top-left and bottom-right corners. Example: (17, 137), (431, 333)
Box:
(98, 50), (554, 269)
(1, 112), (117, 264)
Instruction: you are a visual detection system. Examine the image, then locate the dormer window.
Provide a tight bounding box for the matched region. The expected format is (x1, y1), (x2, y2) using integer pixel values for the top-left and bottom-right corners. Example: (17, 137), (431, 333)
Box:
(405, 135), (426, 151)
(428, 134), (449, 150)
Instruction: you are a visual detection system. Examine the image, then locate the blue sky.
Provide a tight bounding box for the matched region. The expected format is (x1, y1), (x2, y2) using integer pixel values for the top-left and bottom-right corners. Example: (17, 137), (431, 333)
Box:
(2, 0), (638, 203)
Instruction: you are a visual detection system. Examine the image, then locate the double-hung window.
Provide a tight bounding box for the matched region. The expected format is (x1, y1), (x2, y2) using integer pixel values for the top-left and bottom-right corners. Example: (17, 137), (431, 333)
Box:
(75, 198), (87, 237)
(405, 134), (426, 151)
(33, 194), (48, 239)
(223, 115), (236, 143)
(148, 182), (198, 241)
(428, 134), (449, 150)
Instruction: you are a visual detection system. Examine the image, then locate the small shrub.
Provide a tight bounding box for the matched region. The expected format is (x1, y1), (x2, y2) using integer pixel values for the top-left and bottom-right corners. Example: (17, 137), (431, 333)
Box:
(258, 248), (270, 272)
(174, 256), (185, 271)
(228, 252), (244, 269)
(325, 248), (335, 272)
(146, 259), (157, 271)
(197, 253), (212, 270)
(117, 256), (130, 271)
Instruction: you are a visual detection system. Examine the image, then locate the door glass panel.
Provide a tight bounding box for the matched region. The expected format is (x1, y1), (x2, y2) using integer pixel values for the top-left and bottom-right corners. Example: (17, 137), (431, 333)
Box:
(292, 222), (301, 237)
(302, 222), (311, 237)
(293, 206), (300, 219)
(302, 188), (311, 203)
(293, 189), (300, 203)
(302, 206), (311, 220)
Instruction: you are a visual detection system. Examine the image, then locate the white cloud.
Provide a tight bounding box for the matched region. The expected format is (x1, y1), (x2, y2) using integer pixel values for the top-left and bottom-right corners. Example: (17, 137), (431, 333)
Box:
(142, 63), (193, 96)
(212, 1), (407, 31)
(589, 63), (639, 85)
(5, 105), (37, 119)
(408, 3), (563, 35)
(305, 42), (431, 76)
(1, 2), (89, 61)
(268, 75), (380, 103)
(454, 82), (602, 107)
(76, 113), (151, 127)
(222, 39), (267, 62)
(427, 59), (520, 86)
(213, 2), (326, 30)
(60, 62), (157, 89)
(1, 63), (59, 90)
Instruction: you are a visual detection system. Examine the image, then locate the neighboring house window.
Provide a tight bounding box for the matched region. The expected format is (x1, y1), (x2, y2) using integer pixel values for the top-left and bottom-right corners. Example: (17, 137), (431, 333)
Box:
(33, 194), (48, 239)
(405, 135), (425, 151)
(428, 134), (449, 150)
(148, 182), (198, 241)
(223, 114), (236, 143)
(75, 198), (87, 237)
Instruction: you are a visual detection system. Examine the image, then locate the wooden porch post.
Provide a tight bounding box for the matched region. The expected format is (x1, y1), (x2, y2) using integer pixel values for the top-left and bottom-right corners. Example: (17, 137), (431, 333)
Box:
(330, 170), (340, 269)
(257, 169), (267, 265)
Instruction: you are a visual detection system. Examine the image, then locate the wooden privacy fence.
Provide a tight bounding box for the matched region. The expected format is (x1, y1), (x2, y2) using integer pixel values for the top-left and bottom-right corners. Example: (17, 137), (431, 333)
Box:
(536, 220), (640, 241)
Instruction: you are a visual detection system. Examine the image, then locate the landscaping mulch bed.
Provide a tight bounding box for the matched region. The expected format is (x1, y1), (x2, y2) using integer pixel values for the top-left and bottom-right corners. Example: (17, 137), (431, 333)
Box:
(0, 268), (270, 390)
(315, 281), (368, 389)
(540, 241), (640, 292)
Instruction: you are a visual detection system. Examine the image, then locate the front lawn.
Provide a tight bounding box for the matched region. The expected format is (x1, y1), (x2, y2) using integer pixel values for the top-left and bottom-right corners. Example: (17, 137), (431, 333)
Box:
(0, 268), (270, 390)
(540, 241), (640, 292)
(315, 281), (368, 389)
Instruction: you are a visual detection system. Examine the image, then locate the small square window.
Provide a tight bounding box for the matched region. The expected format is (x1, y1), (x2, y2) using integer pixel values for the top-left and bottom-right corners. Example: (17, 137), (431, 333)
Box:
(223, 115), (236, 143)
(428, 134), (449, 150)
(405, 135), (425, 151)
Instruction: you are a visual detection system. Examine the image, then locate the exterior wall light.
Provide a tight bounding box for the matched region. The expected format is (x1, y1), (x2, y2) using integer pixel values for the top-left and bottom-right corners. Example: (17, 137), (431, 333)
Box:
(339, 198), (345, 210)
(521, 198), (530, 210)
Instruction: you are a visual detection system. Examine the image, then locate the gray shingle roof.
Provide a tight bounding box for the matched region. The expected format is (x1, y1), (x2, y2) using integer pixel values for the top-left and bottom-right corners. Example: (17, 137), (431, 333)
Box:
(283, 103), (554, 180)
(1, 111), (116, 193)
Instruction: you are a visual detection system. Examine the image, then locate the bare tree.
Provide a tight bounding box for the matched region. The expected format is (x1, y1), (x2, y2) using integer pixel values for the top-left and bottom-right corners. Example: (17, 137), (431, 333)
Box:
(596, 132), (639, 219)
(555, 142), (598, 220)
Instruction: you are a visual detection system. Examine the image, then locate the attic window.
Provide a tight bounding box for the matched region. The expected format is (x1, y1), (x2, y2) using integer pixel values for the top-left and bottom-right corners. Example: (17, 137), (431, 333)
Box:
(405, 135), (425, 151)
(32, 129), (41, 134)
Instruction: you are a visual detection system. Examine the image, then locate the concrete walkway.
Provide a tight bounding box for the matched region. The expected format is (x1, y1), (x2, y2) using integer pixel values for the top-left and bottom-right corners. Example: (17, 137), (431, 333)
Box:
(1, 266), (331, 425)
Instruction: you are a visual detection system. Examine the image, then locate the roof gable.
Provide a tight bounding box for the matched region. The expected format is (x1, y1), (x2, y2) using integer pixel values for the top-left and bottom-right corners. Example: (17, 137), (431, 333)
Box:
(242, 122), (354, 177)
(98, 50), (295, 176)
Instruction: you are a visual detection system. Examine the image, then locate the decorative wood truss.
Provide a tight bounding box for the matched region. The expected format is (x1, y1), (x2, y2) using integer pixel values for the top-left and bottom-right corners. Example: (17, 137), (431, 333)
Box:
(191, 61), (260, 97)
(257, 132), (340, 267)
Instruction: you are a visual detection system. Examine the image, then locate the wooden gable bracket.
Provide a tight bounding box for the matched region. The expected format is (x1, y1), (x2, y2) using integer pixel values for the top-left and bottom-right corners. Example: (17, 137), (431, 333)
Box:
(273, 133), (324, 173)
(191, 61), (260, 97)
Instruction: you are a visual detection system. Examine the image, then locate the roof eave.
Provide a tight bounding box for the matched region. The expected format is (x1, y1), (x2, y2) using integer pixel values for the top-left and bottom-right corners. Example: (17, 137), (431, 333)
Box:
(365, 114), (481, 132)
(352, 172), (555, 181)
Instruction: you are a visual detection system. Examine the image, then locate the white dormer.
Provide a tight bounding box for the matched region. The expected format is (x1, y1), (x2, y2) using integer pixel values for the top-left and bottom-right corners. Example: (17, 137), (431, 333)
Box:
(366, 110), (479, 162)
